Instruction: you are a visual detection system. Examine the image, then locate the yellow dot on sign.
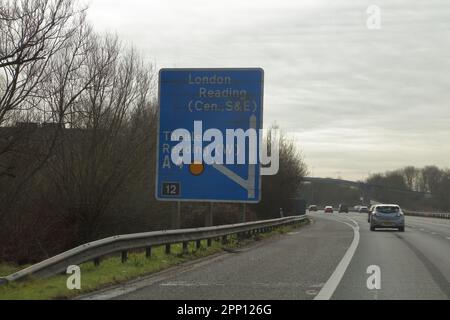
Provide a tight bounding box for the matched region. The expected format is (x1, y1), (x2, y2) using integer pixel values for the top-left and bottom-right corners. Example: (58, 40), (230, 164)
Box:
(189, 163), (205, 176)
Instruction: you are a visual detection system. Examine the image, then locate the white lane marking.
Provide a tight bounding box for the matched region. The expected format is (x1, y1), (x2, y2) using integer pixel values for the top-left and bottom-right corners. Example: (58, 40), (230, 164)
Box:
(314, 216), (360, 300)
(161, 282), (216, 287)
(306, 289), (319, 296)
(446, 237), (450, 240)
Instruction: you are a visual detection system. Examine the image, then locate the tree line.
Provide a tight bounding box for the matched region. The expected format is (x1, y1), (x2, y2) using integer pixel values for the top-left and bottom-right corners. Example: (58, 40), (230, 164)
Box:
(0, 0), (307, 264)
(366, 166), (450, 211)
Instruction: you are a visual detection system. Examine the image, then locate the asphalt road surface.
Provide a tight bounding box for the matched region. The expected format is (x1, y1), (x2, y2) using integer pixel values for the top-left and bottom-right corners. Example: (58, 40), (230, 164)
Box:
(84, 211), (450, 300)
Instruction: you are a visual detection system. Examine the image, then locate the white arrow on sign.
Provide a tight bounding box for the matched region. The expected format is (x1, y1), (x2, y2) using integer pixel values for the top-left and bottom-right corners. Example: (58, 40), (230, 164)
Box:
(212, 115), (257, 199)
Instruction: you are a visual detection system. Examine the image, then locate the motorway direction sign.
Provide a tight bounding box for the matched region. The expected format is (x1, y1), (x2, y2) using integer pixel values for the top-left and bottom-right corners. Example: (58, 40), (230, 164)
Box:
(156, 68), (264, 203)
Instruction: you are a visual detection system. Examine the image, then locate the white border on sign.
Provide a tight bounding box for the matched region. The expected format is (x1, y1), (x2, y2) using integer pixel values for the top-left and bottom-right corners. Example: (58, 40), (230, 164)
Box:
(155, 68), (264, 203)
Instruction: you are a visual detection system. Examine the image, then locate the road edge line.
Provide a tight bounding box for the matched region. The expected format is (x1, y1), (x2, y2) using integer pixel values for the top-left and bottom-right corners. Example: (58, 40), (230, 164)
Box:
(314, 217), (360, 300)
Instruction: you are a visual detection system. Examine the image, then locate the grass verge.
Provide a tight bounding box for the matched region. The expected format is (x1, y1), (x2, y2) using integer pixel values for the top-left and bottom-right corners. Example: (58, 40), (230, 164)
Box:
(0, 219), (309, 300)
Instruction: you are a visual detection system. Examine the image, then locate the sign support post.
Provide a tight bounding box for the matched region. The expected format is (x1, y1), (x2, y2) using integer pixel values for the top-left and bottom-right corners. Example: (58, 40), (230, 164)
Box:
(205, 202), (213, 227)
(171, 202), (181, 229)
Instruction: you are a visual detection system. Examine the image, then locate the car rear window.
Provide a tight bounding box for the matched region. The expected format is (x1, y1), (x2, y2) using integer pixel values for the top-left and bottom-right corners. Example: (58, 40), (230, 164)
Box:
(376, 206), (400, 214)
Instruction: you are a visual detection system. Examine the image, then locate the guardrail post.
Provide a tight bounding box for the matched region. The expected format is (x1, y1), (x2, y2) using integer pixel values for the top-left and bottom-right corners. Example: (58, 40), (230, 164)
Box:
(165, 244), (171, 254)
(196, 240), (201, 249)
(183, 242), (189, 254)
(121, 251), (128, 263)
(94, 257), (100, 267)
(207, 239), (212, 247)
(221, 235), (227, 244)
(146, 247), (152, 258)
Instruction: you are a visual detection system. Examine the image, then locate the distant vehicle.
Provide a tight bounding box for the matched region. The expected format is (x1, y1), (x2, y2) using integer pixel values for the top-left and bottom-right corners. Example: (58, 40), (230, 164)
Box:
(369, 204), (405, 232)
(359, 206), (369, 213)
(308, 205), (318, 212)
(338, 204), (349, 213)
(324, 206), (334, 213)
(368, 205), (374, 222)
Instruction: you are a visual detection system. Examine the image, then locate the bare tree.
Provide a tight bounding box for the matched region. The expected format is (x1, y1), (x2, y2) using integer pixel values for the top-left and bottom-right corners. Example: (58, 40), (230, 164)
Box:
(0, 0), (86, 125)
(42, 37), (157, 242)
(420, 166), (441, 193)
(0, 0), (87, 218)
(402, 166), (418, 191)
(256, 128), (308, 219)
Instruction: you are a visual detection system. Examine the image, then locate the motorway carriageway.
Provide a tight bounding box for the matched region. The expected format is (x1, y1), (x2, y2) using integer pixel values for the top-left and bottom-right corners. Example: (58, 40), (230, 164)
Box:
(81, 211), (450, 300)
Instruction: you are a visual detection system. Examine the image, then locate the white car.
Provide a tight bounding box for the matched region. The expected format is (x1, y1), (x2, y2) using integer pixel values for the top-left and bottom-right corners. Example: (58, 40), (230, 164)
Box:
(359, 206), (369, 213)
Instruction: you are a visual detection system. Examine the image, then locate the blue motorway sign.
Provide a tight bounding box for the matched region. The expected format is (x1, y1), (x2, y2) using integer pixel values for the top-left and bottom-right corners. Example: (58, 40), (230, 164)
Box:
(156, 68), (264, 203)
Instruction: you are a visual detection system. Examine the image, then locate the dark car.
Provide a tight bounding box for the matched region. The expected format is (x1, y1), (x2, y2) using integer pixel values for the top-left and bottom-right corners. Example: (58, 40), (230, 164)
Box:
(338, 204), (349, 213)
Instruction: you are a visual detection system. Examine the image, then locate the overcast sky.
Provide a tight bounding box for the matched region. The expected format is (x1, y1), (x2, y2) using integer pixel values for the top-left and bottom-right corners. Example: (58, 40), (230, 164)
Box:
(88, 0), (450, 180)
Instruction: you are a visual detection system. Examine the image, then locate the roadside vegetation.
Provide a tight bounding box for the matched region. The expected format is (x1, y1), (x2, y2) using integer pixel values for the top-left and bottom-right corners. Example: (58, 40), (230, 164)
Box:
(0, 220), (309, 300)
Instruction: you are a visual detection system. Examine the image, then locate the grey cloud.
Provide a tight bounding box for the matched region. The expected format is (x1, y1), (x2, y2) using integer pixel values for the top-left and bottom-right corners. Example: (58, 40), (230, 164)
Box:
(88, 0), (450, 180)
